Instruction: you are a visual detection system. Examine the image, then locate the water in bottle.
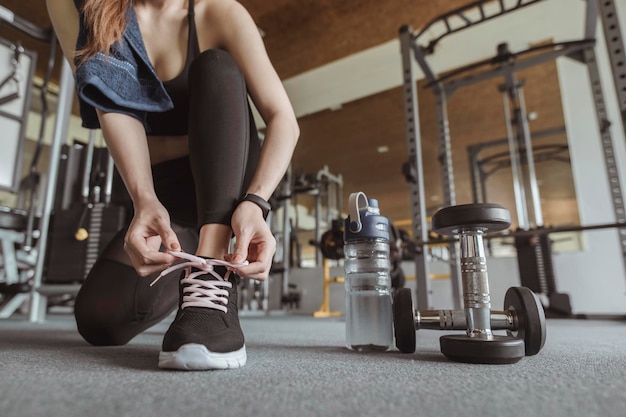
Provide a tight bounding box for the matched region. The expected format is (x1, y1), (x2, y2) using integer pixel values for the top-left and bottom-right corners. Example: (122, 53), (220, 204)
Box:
(344, 192), (393, 352)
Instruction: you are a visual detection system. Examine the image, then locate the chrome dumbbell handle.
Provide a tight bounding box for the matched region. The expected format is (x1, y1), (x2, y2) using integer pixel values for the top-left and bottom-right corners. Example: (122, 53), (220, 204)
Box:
(459, 229), (493, 339)
(414, 309), (516, 331)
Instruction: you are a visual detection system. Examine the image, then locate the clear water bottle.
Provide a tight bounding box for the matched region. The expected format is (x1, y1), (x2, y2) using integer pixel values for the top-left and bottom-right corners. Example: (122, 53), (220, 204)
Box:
(344, 192), (393, 352)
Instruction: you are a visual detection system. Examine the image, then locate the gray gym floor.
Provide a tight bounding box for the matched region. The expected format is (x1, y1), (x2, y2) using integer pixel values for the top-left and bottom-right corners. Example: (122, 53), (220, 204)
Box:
(1, 313), (625, 417)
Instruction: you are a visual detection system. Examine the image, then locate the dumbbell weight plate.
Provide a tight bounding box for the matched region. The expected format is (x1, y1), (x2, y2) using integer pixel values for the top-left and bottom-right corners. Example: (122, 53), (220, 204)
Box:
(431, 203), (511, 236)
(504, 286), (547, 356)
(440, 334), (525, 364)
(393, 288), (416, 353)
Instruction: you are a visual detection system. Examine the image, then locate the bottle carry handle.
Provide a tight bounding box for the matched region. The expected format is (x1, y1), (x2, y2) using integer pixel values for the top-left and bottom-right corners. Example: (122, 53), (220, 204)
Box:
(348, 192), (369, 233)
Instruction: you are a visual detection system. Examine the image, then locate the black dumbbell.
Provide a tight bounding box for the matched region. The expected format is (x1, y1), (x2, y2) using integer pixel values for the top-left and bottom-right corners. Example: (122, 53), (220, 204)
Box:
(394, 286), (547, 356)
(393, 203), (547, 364)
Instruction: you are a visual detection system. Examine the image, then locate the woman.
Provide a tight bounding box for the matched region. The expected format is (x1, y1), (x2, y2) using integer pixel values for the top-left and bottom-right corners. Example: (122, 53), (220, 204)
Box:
(46, 0), (299, 370)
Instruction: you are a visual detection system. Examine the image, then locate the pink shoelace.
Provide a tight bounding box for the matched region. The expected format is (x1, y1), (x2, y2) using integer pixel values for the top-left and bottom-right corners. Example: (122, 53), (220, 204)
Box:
(150, 251), (248, 313)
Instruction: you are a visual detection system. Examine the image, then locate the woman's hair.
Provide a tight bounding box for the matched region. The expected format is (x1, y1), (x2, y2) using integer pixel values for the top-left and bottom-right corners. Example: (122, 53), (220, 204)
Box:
(75, 0), (129, 64)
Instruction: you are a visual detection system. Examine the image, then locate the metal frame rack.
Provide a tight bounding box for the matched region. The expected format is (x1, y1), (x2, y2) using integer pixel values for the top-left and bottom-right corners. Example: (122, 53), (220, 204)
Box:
(467, 126), (568, 207)
(0, 37), (35, 193)
(0, 5), (75, 321)
(400, 0), (626, 310)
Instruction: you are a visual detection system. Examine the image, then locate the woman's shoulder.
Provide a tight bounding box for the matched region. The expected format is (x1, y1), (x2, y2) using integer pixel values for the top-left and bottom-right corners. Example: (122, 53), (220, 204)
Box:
(195, 0), (252, 22)
(46, 0), (81, 12)
(193, 0), (257, 51)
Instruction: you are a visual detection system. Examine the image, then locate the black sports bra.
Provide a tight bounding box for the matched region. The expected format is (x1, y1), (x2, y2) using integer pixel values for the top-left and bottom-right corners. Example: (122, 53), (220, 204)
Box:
(145, 0), (201, 136)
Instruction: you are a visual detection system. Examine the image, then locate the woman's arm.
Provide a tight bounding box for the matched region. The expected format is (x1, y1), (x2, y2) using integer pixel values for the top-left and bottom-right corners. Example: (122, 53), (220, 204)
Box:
(45, 0), (79, 71)
(205, 0), (300, 278)
(96, 111), (181, 276)
(46, 0), (180, 276)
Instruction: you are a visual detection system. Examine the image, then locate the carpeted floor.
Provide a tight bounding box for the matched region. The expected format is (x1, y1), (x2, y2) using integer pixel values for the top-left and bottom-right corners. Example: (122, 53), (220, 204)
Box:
(1, 313), (625, 417)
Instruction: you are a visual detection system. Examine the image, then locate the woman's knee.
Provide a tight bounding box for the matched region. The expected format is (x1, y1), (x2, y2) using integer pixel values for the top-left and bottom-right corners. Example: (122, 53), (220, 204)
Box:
(74, 255), (183, 346)
(189, 49), (246, 97)
(190, 49), (241, 77)
(73, 259), (141, 346)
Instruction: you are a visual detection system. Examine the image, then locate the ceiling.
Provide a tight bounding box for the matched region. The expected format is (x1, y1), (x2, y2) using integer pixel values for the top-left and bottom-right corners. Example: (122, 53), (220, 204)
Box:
(0, 0), (580, 231)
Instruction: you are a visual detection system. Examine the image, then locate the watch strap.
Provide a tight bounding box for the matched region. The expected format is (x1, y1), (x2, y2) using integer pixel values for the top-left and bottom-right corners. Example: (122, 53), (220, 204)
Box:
(241, 193), (271, 219)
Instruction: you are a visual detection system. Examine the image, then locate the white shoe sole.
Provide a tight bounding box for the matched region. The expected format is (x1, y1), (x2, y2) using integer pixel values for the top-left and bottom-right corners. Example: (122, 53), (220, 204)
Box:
(158, 343), (247, 370)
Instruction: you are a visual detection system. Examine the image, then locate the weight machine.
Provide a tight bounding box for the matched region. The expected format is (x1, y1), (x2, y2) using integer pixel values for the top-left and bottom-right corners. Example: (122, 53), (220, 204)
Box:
(0, 4), (116, 321)
(294, 165), (344, 266)
(0, 8), (58, 319)
(400, 0), (626, 311)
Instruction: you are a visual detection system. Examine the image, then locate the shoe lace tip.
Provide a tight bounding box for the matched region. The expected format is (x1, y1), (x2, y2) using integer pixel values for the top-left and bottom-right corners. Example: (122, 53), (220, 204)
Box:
(149, 274), (163, 287)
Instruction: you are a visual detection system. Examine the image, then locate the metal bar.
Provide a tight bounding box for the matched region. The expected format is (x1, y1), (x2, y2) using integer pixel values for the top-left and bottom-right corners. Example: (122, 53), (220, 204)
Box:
(317, 165), (343, 242)
(585, 0), (599, 40)
(24, 36), (56, 250)
(459, 231), (492, 338)
(0, 293), (28, 319)
(468, 147), (481, 203)
(480, 144), (570, 171)
(414, 0), (545, 53)
(443, 41), (594, 91)
(315, 190), (321, 266)
(516, 84), (545, 227)
(436, 87), (456, 208)
(419, 221), (626, 247)
(412, 43), (438, 85)
(28, 60), (74, 323)
(81, 130), (96, 202)
(35, 284), (82, 295)
(582, 46), (626, 280)
(336, 174), (343, 216)
(502, 88), (529, 228)
(84, 203), (103, 278)
(1, 235), (19, 284)
(281, 166), (291, 303)
(104, 153), (114, 205)
(470, 126), (567, 152)
(400, 25), (432, 310)
(433, 84), (462, 310)
(597, 0), (626, 128)
(479, 167), (489, 206)
(416, 309), (514, 330)
(0, 108), (23, 122)
(0, 5), (53, 42)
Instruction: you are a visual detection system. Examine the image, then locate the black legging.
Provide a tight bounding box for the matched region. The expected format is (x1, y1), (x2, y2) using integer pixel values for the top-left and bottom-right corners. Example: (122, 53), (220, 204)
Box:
(74, 50), (260, 346)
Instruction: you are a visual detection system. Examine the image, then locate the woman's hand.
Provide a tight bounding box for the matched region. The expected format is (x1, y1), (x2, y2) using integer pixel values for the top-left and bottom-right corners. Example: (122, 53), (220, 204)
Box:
(226, 201), (276, 281)
(123, 197), (181, 277)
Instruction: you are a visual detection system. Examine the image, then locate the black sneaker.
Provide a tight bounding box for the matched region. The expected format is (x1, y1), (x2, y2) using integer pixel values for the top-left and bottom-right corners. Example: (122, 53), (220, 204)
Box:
(151, 252), (247, 370)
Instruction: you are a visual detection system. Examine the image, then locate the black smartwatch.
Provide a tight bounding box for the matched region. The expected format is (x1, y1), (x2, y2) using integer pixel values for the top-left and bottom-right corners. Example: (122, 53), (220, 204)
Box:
(241, 193), (271, 220)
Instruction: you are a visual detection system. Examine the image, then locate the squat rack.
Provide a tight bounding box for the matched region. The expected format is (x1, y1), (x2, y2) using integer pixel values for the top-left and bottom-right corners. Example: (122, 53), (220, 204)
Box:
(400, 0), (626, 310)
(467, 126), (568, 207)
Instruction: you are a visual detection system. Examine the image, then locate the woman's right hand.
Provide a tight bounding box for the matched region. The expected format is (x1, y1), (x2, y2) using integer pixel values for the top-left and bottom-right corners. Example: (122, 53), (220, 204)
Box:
(123, 197), (181, 277)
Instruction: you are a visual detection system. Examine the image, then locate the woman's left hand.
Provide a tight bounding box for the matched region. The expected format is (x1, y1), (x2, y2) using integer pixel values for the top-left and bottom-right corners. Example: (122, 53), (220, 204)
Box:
(226, 201), (276, 281)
